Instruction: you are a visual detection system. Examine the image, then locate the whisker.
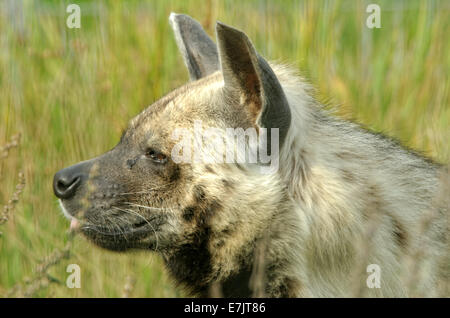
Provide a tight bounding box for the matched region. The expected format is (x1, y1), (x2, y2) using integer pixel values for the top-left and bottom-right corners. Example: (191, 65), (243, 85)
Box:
(111, 206), (160, 251)
(117, 183), (174, 196)
(108, 215), (128, 241)
(124, 203), (169, 212)
(81, 225), (128, 236)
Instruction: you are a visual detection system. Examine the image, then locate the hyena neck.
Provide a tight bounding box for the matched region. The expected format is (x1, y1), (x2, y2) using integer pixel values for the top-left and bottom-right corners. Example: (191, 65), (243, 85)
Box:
(211, 207), (304, 298)
(162, 174), (305, 297)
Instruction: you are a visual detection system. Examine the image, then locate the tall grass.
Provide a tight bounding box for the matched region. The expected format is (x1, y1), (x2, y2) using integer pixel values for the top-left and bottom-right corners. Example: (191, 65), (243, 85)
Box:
(0, 0), (448, 297)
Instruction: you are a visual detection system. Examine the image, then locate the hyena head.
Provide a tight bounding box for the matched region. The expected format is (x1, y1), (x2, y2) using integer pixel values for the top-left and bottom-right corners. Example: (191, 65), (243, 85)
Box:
(53, 14), (293, 294)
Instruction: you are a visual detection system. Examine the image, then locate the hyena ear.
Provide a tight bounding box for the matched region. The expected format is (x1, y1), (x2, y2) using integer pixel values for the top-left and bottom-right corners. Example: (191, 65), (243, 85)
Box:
(169, 13), (219, 80)
(216, 22), (291, 147)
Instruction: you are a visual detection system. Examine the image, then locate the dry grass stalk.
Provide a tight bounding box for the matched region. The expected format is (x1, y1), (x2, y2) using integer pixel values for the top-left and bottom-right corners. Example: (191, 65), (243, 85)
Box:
(0, 133), (24, 236)
(0, 133), (21, 161)
(0, 171), (25, 235)
(249, 231), (270, 298)
(121, 275), (136, 298)
(207, 281), (223, 298)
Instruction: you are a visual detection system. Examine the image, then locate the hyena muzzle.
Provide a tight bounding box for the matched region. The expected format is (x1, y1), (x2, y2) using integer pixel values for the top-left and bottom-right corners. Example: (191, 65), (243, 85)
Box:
(53, 13), (448, 297)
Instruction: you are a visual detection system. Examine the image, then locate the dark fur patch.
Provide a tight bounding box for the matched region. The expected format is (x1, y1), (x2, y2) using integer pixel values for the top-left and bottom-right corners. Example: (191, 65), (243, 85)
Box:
(361, 184), (383, 221)
(220, 268), (253, 297)
(221, 178), (235, 190)
(276, 277), (302, 297)
(336, 152), (353, 160)
(164, 185), (225, 295)
(170, 165), (181, 182)
(336, 151), (366, 161)
(204, 165), (215, 174)
(391, 217), (409, 249)
(182, 206), (196, 222)
(341, 169), (355, 182)
(164, 227), (212, 296)
(194, 185), (206, 203)
(221, 225), (235, 236)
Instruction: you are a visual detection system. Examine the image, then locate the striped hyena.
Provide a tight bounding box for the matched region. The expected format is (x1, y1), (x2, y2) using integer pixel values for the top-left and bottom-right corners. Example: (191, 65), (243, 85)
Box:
(53, 14), (448, 297)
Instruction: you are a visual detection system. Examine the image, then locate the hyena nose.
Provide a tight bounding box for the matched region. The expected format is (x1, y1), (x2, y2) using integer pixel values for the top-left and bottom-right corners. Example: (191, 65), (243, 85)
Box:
(53, 170), (82, 199)
(53, 161), (91, 199)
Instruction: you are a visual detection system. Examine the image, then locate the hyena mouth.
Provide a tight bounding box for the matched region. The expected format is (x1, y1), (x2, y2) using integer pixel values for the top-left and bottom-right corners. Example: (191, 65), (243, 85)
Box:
(79, 215), (166, 251)
(59, 198), (165, 251)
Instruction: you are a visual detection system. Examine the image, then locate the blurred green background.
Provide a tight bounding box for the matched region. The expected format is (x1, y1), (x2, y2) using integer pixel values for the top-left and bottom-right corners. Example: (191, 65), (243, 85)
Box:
(0, 0), (448, 297)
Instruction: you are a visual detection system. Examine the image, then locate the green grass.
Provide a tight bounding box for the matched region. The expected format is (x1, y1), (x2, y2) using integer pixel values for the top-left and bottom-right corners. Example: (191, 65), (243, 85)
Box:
(0, 0), (448, 297)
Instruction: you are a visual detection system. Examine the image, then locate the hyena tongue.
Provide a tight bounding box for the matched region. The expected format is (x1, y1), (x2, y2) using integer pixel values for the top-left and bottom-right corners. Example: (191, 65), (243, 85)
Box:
(70, 218), (80, 231)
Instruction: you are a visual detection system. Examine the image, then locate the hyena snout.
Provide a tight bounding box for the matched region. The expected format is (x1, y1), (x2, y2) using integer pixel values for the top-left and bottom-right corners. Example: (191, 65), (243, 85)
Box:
(53, 160), (92, 199)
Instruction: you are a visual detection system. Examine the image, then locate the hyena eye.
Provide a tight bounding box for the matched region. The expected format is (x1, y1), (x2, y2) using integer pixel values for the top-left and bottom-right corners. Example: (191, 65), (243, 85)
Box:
(145, 148), (168, 164)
